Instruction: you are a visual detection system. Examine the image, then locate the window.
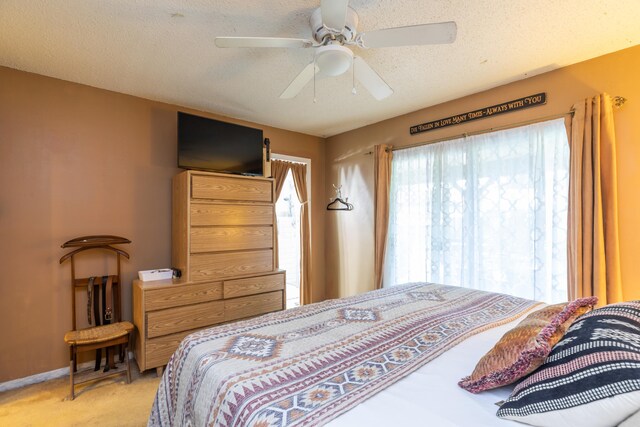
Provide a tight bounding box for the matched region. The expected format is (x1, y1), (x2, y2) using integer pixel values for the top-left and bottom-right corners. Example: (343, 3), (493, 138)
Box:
(383, 118), (570, 303)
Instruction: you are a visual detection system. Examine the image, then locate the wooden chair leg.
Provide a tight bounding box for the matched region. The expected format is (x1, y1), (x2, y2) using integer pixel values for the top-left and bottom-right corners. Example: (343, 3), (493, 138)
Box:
(69, 346), (76, 400)
(107, 347), (116, 371)
(125, 343), (131, 384)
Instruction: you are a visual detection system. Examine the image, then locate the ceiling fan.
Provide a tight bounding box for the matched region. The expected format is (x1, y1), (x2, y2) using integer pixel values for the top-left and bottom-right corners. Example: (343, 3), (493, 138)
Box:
(214, 0), (457, 100)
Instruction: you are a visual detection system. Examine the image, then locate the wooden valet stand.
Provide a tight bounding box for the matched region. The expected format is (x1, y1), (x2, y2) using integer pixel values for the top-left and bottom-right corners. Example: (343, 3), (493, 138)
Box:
(59, 235), (134, 400)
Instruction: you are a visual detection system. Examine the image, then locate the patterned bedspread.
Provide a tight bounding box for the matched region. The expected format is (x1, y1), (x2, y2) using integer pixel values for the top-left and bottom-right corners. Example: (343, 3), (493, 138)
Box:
(149, 283), (539, 427)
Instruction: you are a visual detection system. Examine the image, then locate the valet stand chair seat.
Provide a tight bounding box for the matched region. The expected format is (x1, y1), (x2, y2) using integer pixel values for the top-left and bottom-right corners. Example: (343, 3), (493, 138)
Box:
(60, 235), (134, 400)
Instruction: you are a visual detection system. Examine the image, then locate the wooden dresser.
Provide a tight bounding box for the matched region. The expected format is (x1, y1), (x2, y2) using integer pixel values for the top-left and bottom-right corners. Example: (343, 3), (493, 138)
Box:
(133, 170), (286, 374)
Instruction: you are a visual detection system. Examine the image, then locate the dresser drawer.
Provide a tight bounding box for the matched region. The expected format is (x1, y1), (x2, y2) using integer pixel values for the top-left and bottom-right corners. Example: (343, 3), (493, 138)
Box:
(190, 250), (273, 281)
(224, 273), (285, 299)
(224, 291), (283, 322)
(145, 329), (199, 368)
(147, 300), (224, 338)
(145, 282), (223, 311)
(190, 226), (273, 253)
(191, 175), (273, 202)
(191, 203), (273, 226)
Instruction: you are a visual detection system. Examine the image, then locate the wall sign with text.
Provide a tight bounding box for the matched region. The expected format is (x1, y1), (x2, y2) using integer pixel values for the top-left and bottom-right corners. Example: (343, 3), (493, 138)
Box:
(409, 93), (547, 135)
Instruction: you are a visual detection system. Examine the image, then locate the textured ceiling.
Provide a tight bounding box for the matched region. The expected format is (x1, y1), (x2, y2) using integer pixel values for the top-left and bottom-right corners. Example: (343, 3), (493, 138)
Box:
(1, 0), (640, 137)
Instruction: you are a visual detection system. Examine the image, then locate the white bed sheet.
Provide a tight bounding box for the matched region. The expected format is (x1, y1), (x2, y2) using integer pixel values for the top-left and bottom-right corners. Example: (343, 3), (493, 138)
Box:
(327, 307), (541, 427)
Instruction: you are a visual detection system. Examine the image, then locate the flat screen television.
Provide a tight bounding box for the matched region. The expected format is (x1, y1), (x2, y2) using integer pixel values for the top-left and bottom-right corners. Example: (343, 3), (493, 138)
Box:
(177, 112), (264, 176)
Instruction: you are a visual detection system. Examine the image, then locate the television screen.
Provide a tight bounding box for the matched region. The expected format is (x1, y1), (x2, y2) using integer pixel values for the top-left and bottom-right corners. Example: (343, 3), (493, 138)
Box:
(177, 112), (264, 176)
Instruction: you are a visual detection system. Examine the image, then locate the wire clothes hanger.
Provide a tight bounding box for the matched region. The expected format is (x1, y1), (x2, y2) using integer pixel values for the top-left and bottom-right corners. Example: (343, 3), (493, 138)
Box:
(327, 198), (354, 211)
(327, 185), (354, 211)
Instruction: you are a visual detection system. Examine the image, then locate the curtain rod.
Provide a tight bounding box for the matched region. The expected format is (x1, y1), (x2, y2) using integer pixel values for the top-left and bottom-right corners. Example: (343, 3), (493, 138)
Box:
(391, 111), (571, 152)
(389, 95), (627, 153)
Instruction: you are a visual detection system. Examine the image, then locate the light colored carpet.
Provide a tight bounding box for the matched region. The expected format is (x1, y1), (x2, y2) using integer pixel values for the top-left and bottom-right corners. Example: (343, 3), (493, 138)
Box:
(0, 364), (160, 426)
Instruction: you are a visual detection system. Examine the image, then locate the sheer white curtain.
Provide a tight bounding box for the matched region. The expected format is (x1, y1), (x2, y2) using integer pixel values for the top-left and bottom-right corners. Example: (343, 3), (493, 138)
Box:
(383, 118), (570, 303)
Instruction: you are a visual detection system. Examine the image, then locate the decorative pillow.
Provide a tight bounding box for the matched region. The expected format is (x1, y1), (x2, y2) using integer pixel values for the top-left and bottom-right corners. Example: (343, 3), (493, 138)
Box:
(497, 301), (640, 427)
(458, 296), (597, 393)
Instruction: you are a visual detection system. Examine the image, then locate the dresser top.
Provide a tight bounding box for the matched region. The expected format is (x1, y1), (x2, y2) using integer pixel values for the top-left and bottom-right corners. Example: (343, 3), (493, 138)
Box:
(134, 269), (285, 290)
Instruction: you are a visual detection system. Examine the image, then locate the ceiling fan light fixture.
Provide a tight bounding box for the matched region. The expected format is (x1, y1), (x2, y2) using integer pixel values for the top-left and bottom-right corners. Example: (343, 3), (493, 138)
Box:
(315, 45), (353, 77)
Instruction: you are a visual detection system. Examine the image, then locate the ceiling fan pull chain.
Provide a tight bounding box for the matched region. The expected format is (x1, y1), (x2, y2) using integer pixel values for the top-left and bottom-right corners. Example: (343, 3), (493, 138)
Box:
(352, 57), (357, 95)
(313, 57), (317, 103)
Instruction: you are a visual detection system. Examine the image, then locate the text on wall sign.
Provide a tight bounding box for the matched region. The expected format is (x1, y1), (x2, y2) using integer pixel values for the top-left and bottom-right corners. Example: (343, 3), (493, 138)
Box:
(410, 93), (547, 135)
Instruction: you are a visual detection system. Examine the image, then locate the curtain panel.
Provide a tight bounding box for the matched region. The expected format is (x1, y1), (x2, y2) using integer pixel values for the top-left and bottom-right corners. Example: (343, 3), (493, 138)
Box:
(374, 144), (393, 289)
(289, 162), (312, 305)
(567, 93), (623, 305)
(271, 159), (290, 268)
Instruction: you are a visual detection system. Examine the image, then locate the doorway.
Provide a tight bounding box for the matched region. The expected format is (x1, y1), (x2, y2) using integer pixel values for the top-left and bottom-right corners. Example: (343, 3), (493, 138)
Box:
(272, 155), (311, 309)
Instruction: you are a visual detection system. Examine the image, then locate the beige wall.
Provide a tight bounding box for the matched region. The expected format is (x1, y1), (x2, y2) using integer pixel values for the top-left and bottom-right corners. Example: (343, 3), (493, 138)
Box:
(325, 45), (640, 302)
(0, 66), (325, 382)
(3, 44), (640, 383)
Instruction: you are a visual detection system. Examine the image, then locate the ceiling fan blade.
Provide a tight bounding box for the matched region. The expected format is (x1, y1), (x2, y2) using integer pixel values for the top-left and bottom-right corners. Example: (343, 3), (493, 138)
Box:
(215, 37), (314, 48)
(359, 21), (457, 48)
(280, 62), (318, 99)
(321, 0), (349, 31)
(353, 56), (393, 100)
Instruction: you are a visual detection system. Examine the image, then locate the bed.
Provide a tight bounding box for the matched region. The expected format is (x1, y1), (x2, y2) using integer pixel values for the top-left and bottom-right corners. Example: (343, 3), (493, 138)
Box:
(148, 282), (640, 426)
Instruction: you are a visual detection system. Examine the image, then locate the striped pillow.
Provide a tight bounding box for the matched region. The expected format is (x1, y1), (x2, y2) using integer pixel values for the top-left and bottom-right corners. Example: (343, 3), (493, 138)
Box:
(497, 301), (640, 427)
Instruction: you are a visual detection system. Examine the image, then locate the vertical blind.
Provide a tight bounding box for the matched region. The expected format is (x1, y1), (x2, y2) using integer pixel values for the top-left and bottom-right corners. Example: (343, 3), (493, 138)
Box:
(383, 118), (570, 303)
